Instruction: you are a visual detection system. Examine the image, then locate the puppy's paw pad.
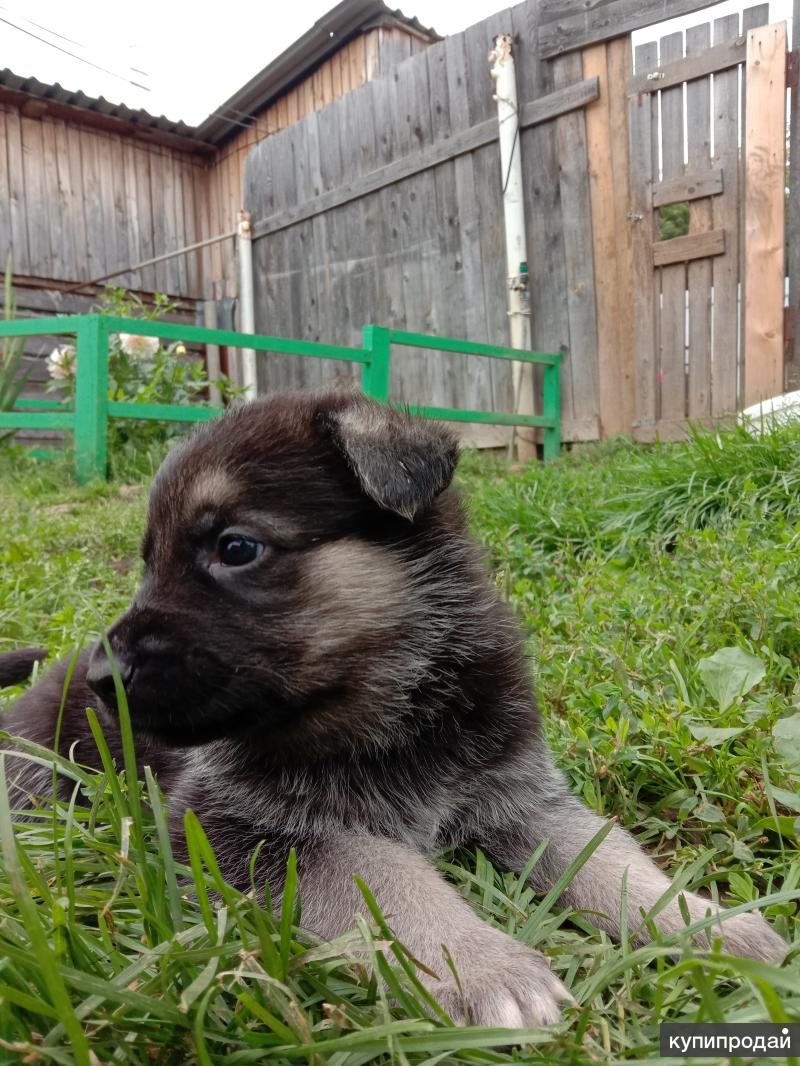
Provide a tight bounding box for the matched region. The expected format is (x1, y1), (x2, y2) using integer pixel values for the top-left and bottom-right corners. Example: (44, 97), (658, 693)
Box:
(428, 940), (573, 1029)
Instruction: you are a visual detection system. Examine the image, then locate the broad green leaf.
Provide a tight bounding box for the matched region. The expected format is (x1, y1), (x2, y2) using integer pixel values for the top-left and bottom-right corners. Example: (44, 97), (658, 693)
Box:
(769, 785), (800, 813)
(697, 647), (766, 711)
(688, 724), (746, 747)
(772, 714), (800, 767)
(694, 800), (727, 824)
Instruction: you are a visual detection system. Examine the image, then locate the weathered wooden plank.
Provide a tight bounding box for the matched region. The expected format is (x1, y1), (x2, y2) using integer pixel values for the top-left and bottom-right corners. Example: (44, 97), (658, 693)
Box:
(653, 170), (723, 207)
(628, 35), (745, 94)
(584, 37), (635, 437)
(657, 32), (687, 423)
(443, 28), (490, 413)
(64, 123), (87, 285)
(629, 40), (659, 431)
(39, 119), (63, 279)
(539, 0), (728, 58)
(789, 0), (800, 382)
(711, 13), (742, 416)
(112, 134), (135, 286)
(133, 146), (156, 293)
(20, 116), (50, 276)
(516, 0), (573, 437)
(346, 79), (379, 385)
(4, 108), (30, 273)
(0, 110), (10, 264)
(78, 129), (105, 284)
(179, 159), (200, 298)
(425, 37), (464, 411)
(53, 121), (79, 282)
(685, 23), (713, 419)
(464, 8), (514, 414)
(389, 46), (434, 403)
(554, 53), (600, 433)
(95, 129), (119, 279)
(743, 22), (787, 405)
(250, 78), (599, 240)
(739, 3), (771, 404)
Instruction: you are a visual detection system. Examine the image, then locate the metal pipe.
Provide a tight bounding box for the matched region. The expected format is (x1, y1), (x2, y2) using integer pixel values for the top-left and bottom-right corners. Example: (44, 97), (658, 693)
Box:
(237, 209), (258, 399)
(63, 229), (238, 293)
(490, 33), (535, 461)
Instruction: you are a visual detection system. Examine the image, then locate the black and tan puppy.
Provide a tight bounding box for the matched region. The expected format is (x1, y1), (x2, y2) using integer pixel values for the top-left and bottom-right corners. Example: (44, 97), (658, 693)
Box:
(1, 391), (786, 1026)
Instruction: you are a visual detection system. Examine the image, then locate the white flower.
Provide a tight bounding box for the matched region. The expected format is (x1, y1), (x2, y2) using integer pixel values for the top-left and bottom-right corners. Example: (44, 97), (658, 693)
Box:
(47, 344), (76, 381)
(117, 333), (159, 360)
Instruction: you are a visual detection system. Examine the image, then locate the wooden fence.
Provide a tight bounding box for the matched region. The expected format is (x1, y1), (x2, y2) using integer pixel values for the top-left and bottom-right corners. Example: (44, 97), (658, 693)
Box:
(244, 0), (790, 443)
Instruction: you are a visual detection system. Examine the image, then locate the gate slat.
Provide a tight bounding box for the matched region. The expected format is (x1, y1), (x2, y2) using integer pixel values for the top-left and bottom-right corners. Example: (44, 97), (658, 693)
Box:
(685, 23), (713, 418)
(657, 31), (687, 422)
(711, 12), (742, 415)
(629, 41), (659, 433)
(743, 21), (787, 405)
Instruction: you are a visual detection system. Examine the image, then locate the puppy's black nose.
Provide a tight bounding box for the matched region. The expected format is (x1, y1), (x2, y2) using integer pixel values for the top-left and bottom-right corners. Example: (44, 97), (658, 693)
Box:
(86, 646), (134, 709)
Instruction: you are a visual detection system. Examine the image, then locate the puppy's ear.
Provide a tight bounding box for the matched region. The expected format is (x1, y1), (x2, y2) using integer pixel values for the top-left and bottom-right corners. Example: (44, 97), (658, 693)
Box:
(322, 397), (458, 521)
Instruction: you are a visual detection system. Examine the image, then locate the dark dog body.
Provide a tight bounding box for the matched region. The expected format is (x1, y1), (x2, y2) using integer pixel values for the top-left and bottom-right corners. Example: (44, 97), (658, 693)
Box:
(1, 391), (786, 1026)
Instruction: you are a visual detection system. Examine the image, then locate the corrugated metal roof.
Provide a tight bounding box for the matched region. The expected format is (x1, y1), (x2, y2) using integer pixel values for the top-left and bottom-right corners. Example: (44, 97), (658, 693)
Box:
(0, 68), (198, 140)
(0, 1), (439, 149)
(195, 0), (441, 146)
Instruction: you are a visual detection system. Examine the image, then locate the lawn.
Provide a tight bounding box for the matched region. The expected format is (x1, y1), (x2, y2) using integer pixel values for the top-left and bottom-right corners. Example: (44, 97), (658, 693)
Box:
(0, 423), (798, 1065)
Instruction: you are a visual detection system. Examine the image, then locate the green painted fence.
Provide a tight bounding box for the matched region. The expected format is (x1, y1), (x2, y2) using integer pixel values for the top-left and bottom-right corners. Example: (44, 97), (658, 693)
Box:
(0, 314), (561, 482)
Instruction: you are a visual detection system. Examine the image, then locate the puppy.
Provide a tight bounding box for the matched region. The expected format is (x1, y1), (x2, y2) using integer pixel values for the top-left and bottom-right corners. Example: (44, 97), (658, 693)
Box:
(0, 391), (786, 1027)
(0, 647), (47, 687)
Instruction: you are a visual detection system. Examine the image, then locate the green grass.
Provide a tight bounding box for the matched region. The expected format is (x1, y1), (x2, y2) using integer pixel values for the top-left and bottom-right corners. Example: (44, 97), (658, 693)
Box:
(0, 424), (799, 1065)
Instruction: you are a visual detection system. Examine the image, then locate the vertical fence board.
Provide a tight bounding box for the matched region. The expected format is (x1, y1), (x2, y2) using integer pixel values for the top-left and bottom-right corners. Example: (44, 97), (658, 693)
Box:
(465, 11), (513, 413)
(79, 130), (105, 285)
(4, 109), (29, 273)
(743, 21), (786, 405)
(584, 37), (635, 437)
(518, 2), (574, 433)
(554, 53), (600, 433)
(443, 29), (492, 410)
(657, 31), (687, 422)
(711, 13), (742, 415)
(629, 42), (659, 431)
(685, 23), (713, 418)
(21, 117), (50, 277)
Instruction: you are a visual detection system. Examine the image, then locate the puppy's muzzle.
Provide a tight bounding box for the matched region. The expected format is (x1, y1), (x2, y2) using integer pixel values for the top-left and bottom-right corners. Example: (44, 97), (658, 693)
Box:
(86, 644), (136, 709)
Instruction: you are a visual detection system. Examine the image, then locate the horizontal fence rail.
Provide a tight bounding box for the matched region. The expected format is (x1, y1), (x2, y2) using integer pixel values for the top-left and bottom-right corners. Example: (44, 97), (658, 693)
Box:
(0, 314), (561, 481)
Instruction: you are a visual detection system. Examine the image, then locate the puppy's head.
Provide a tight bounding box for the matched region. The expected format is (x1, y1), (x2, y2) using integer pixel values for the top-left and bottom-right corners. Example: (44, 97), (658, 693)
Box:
(87, 391), (460, 753)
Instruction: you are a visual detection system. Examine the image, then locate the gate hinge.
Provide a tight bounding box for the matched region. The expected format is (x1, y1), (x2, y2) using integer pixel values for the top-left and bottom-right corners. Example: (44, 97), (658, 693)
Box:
(787, 50), (799, 91)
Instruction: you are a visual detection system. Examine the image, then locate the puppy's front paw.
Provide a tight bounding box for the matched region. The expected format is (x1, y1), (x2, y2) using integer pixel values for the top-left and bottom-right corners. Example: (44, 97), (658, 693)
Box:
(707, 910), (787, 963)
(426, 932), (573, 1028)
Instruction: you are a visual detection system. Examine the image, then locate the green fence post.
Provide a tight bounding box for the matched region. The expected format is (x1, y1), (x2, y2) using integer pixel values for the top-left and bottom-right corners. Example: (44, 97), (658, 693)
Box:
(361, 324), (391, 403)
(542, 356), (562, 462)
(74, 315), (110, 483)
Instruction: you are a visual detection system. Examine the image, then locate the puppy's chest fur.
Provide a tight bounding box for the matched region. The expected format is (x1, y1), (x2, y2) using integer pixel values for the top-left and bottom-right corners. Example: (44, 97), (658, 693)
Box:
(168, 737), (549, 861)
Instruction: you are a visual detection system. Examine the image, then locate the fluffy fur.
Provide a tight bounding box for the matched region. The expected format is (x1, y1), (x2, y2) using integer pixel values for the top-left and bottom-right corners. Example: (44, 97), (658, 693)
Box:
(0, 390), (786, 1027)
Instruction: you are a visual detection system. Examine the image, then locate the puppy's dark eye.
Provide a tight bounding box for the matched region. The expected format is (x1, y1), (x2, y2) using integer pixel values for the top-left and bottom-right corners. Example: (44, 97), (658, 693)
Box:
(217, 535), (264, 567)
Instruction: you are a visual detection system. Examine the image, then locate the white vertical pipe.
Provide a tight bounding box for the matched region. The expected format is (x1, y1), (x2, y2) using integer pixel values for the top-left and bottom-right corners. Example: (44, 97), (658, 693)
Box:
(489, 34), (535, 460)
(237, 209), (258, 399)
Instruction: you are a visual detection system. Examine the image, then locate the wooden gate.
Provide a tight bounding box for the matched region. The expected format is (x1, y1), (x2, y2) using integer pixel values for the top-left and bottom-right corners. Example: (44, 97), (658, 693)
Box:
(627, 5), (787, 440)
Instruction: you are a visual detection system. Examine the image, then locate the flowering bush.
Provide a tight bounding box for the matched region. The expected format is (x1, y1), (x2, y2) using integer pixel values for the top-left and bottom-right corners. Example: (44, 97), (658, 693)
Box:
(48, 286), (241, 463)
(47, 344), (76, 380)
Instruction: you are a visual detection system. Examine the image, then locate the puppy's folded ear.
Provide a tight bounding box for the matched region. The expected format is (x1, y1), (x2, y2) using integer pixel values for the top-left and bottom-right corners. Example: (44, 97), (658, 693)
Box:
(321, 397), (458, 521)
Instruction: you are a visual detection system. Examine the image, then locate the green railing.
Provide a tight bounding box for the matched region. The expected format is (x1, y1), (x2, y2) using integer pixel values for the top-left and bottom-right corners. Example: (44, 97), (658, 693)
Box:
(0, 314), (561, 482)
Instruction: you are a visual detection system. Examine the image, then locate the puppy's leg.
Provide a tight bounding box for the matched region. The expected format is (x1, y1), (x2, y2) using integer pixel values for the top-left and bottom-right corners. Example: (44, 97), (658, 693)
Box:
(296, 833), (572, 1027)
(480, 778), (786, 963)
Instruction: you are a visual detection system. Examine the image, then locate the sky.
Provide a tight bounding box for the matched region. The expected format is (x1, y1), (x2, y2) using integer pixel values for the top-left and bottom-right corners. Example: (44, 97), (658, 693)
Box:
(0, 0), (793, 127)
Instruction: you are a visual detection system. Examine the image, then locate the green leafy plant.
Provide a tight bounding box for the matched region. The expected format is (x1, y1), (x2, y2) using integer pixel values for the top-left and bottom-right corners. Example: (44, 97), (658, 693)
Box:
(0, 257), (30, 443)
(48, 285), (242, 464)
